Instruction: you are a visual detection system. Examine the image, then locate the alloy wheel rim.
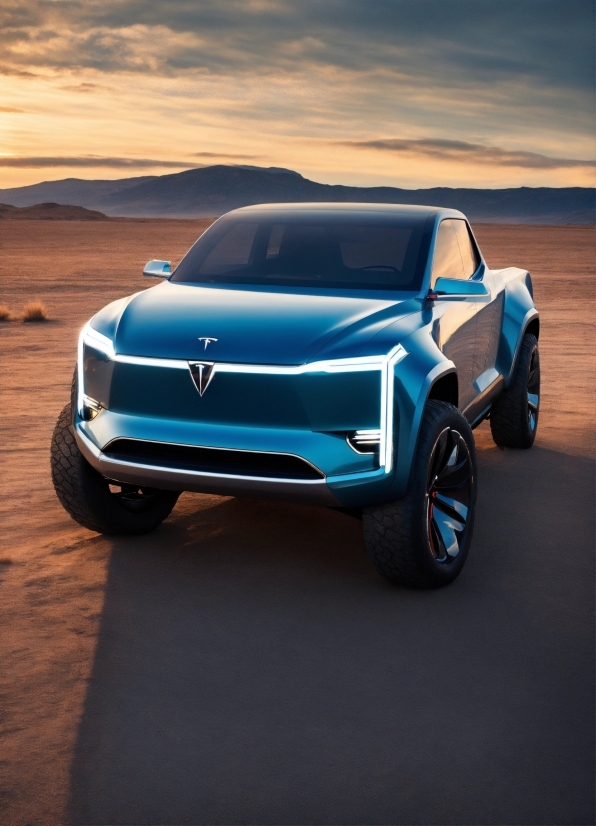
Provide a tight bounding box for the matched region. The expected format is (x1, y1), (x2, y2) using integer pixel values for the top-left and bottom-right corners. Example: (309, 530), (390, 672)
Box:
(426, 428), (472, 563)
(527, 348), (540, 432)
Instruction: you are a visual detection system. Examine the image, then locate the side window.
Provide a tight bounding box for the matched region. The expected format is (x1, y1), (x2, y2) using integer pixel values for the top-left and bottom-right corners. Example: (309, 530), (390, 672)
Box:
(266, 224), (285, 258)
(452, 219), (479, 277)
(431, 220), (465, 285)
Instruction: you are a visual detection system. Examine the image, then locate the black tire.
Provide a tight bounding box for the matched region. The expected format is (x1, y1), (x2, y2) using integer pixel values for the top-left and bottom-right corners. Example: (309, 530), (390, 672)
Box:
(51, 404), (180, 534)
(363, 400), (477, 589)
(490, 333), (540, 449)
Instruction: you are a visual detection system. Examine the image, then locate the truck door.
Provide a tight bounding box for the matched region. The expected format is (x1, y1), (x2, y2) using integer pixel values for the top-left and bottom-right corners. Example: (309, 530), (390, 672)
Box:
(453, 221), (503, 387)
(430, 219), (479, 411)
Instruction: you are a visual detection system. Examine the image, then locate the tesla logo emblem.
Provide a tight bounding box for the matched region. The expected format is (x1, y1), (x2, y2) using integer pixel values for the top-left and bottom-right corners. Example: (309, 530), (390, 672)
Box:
(189, 361), (215, 396)
(198, 337), (218, 350)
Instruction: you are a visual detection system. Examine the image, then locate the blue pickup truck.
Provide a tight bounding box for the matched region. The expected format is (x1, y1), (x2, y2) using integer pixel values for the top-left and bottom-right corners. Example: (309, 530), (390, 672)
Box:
(51, 203), (540, 588)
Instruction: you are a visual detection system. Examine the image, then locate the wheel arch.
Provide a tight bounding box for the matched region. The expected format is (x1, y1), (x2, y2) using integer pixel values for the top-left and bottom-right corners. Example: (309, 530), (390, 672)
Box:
(495, 270), (539, 386)
(500, 307), (540, 386)
(427, 371), (458, 407)
(524, 316), (540, 340)
(389, 358), (458, 501)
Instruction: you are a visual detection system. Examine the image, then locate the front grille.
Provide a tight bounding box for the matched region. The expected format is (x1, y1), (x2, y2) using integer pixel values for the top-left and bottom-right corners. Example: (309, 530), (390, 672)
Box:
(103, 438), (325, 480)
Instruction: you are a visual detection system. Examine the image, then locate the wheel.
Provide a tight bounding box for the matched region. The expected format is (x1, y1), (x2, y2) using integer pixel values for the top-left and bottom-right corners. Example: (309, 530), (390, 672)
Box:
(51, 404), (180, 534)
(363, 400), (477, 589)
(490, 333), (540, 449)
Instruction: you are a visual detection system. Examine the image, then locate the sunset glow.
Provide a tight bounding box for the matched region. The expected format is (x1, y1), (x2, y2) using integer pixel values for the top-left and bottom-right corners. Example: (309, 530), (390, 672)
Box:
(1, 0), (594, 189)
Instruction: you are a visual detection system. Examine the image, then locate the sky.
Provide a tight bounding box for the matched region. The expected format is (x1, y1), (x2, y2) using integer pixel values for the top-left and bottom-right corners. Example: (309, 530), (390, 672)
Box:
(1, 0), (594, 190)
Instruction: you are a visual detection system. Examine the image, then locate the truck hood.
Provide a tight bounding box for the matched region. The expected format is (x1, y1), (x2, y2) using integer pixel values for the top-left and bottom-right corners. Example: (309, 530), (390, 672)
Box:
(99, 281), (418, 364)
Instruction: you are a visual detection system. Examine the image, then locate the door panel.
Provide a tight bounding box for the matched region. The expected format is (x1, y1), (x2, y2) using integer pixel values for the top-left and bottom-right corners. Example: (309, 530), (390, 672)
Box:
(474, 269), (504, 381)
(433, 300), (478, 410)
(431, 219), (479, 411)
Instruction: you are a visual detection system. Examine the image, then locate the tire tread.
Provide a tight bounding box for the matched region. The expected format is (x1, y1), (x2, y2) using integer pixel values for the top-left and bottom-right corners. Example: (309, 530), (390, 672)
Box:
(363, 400), (476, 589)
(51, 403), (179, 534)
(50, 406), (107, 532)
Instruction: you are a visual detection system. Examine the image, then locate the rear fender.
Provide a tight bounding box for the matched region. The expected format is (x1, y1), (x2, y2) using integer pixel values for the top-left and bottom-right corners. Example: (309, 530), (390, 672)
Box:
(493, 268), (538, 386)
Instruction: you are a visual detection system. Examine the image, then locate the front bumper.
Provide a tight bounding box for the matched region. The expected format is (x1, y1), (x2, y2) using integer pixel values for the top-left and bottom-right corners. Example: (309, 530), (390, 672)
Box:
(75, 424), (342, 505)
(74, 410), (398, 507)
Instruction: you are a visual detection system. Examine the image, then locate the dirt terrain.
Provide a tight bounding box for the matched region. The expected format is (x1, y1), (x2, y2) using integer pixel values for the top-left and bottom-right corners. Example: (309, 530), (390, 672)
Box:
(0, 220), (593, 825)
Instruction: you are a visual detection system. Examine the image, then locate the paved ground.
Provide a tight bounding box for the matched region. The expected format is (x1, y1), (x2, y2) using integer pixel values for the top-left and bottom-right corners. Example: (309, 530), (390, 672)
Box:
(0, 222), (593, 824)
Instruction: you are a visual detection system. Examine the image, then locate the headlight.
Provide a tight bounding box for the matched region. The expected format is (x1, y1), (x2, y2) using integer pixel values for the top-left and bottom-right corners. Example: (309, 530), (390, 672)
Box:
(306, 345), (406, 375)
(347, 429), (382, 454)
(82, 324), (115, 359)
(307, 346), (407, 471)
(77, 323), (115, 418)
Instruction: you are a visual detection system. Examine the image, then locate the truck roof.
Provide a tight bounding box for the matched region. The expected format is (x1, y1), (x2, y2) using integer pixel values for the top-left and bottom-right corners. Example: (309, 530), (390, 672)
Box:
(232, 202), (465, 220)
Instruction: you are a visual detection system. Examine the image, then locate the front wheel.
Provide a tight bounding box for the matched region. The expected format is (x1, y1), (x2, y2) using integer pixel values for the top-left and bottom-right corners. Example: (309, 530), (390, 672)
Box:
(51, 405), (180, 534)
(363, 400), (477, 589)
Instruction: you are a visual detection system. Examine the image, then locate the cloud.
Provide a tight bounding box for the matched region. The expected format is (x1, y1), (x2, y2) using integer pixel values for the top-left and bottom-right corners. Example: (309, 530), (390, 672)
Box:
(0, 0), (592, 96)
(0, 1), (592, 189)
(0, 62), (37, 78)
(0, 154), (261, 168)
(0, 156), (198, 168)
(0, 106), (24, 112)
(61, 82), (112, 92)
(192, 152), (261, 159)
(341, 138), (596, 169)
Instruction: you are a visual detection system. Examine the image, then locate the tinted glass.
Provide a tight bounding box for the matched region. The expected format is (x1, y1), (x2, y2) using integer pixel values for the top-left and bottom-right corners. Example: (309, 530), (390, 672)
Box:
(452, 219), (479, 277)
(172, 212), (428, 291)
(198, 222), (258, 274)
(431, 220), (465, 284)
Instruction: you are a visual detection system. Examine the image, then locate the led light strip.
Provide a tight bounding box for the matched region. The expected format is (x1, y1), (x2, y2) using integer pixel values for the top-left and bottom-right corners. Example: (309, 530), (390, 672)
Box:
(78, 323), (408, 473)
(77, 324), (90, 417)
(117, 353), (386, 374)
(377, 344), (408, 472)
(80, 324), (387, 373)
(82, 324), (115, 358)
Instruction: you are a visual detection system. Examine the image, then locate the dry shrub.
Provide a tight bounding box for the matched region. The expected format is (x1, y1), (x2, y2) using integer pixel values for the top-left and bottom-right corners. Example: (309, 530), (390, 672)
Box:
(0, 557), (13, 564)
(22, 301), (48, 322)
(0, 305), (11, 321)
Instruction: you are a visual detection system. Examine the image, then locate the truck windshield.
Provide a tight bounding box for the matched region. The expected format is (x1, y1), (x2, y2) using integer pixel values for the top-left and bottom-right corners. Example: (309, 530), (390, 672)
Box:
(171, 211), (429, 291)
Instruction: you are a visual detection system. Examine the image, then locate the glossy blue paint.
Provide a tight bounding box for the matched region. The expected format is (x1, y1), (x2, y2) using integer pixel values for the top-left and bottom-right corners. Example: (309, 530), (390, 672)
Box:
(75, 203), (538, 508)
(493, 269), (539, 384)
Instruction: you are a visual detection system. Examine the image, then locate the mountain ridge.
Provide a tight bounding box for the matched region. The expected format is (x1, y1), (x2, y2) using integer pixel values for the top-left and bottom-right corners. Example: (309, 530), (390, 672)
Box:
(0, 165), (593, 224)
(0, 202), (109, 221)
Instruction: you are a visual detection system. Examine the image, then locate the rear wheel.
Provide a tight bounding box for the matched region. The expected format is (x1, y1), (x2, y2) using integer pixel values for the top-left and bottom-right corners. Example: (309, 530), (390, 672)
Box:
(51, 404), (180, 534)
(490, 333), (540, 448)
(363, 401), (477, 589)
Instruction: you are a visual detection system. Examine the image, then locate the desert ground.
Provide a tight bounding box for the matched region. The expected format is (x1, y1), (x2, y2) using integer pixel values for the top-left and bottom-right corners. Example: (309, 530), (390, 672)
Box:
(0, 219), (593, 825)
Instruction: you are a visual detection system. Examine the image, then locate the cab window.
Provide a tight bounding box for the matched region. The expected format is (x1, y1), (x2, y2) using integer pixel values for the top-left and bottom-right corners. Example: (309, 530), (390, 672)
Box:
(452, 219), (479, 277)
(431, 220), (465, 284)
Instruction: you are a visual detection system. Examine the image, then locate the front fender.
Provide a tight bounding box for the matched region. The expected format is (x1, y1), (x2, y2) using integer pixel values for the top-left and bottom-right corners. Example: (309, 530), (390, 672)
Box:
(387, 328), (455, 500)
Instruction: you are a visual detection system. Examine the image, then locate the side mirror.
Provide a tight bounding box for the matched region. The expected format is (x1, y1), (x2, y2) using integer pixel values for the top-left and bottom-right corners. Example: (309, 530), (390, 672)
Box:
(143, 260), (171, 278)
(429, 277), (489, 300)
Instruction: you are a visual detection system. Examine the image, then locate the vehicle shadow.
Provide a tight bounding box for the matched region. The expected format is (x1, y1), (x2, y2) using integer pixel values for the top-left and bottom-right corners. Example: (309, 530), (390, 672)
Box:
(67, 444), (594, 826)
